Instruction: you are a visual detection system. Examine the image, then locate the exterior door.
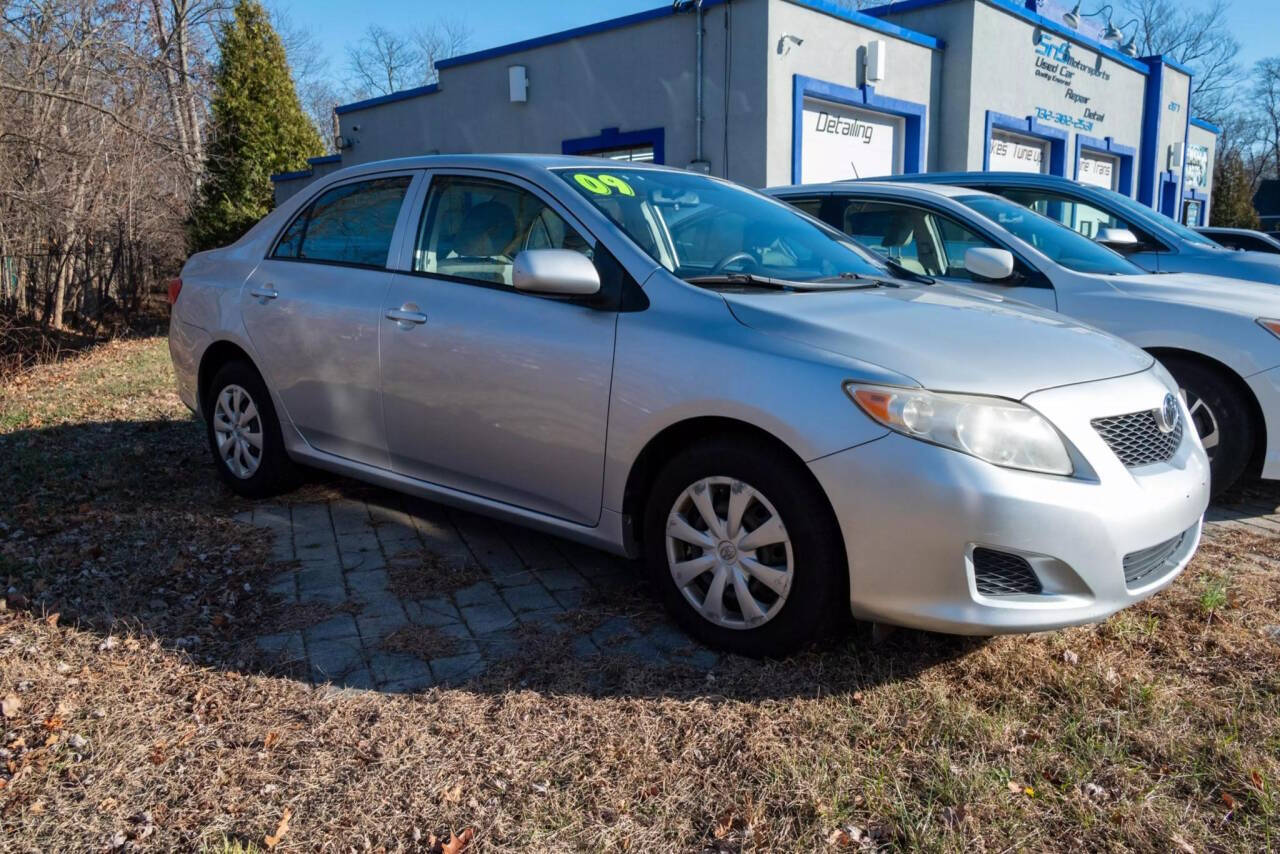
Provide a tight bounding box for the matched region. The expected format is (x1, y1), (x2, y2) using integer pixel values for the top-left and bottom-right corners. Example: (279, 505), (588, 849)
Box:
(832, 197), (1056, 309)
(380, 171), (616, 525)
(241, 173), (417, 467)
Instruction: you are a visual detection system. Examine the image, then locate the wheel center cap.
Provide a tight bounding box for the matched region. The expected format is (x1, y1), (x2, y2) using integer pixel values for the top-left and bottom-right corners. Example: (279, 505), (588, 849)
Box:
(717, 541), (738, 563)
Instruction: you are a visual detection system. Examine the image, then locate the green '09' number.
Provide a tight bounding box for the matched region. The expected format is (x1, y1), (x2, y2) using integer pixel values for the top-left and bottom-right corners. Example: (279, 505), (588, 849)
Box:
(573, 173), (635, 196)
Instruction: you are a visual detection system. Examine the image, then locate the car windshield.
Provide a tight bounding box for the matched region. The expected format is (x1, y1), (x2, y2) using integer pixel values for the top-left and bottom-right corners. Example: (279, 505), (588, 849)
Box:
(958, 195), (1143, 276)
(554, 167), (887, 286)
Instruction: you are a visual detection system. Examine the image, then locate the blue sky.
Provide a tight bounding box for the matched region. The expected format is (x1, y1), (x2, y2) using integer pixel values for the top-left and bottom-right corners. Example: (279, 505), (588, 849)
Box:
(274, 0), (1277, 93)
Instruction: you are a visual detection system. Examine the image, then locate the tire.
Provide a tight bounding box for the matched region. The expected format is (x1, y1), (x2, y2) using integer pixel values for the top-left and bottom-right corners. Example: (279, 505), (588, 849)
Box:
(1160, 355), (1254, 498)
(204, 360), (298, 498)
(641, 436), (848, 657)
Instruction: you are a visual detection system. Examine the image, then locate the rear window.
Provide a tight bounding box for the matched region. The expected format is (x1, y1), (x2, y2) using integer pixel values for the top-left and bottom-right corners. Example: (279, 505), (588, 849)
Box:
(273, 176), (412, 267)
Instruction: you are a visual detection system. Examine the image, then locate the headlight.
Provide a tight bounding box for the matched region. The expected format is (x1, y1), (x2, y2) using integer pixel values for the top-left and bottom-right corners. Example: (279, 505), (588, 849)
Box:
(846, 383), (1073, 476)
(1257, 318), (1280, 340)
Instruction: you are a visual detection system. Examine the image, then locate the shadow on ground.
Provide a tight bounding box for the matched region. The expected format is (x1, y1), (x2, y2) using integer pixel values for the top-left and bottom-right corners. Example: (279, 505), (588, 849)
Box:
(11, 414), (1274, 700)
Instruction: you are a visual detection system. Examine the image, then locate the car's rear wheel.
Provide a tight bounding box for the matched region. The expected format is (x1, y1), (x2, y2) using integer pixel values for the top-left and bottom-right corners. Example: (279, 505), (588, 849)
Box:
(1160, 355), (1254, 498)
(205, 361), (297, 498)
(642, 437), (847, 657)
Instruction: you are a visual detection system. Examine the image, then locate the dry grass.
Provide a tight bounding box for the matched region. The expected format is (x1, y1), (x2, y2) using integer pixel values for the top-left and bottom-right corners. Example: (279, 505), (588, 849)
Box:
(2, 337), (1279, 851)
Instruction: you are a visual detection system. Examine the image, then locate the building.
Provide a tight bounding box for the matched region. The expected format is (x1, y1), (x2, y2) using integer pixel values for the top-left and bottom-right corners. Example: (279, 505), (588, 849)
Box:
(272, 0), (1220, 225)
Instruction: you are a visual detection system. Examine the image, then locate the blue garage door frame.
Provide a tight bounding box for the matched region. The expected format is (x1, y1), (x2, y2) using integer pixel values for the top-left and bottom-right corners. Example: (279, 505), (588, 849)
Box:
(983, 111), (1068, 176)
(1073, 134), (1136, 197)
(791, 75), (927, 184)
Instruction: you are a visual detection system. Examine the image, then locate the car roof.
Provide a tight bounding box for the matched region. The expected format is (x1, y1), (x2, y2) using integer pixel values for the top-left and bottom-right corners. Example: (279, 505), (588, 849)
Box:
(765, 181), (993, 199)
(873, 171), (1082, 187)
(312, 153), (681, 185)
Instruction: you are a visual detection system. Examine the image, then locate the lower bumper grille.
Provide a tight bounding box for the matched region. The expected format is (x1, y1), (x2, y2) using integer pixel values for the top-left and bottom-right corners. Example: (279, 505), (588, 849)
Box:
(973, 548), (1042, 596)
(1123, 529), (1190, 588)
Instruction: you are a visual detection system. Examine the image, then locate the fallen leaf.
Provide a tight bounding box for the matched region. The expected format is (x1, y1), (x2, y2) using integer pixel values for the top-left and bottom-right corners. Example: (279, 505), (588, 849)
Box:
(1, 695), (20, 718)
(44, 612), (59, 627)
(443, 783), (463, 803)
(1007, 780), (1022, 794)
(1222, 792), (1237, 811)
(43, 716), (63, 732)
(827, 827), (853, 847)
(1250, 770), (1265, 790)
(264, 806), (292, 848)
(29, 800), (44, 815)
(441, 827), (473, 854)
(263, 732), (279, 750)
(1063, 649), (1079, 665)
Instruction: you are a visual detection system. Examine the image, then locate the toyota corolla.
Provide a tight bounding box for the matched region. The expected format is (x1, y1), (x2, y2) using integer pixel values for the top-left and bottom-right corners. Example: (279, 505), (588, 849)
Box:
(168, 155), (1209, 655)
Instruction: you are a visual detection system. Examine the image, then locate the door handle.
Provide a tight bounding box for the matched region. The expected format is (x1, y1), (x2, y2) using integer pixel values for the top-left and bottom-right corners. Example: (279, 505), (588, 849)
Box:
(385, 305), (427, 326)
(249, 285), (278, 302)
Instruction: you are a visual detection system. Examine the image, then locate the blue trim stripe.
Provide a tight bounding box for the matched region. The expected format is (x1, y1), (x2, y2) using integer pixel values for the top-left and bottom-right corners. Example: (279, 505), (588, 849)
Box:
(1190, 117), (1221, 135)
(1137, 56), (1165, 207)
(982, 110), (1068, 176)
(436, 1), (725, 71)
(862, 0), (1151, 75)
(270, 169), (312, 183)
(307, 154), (341, 166)
(1073, 134), (1136, 197)
(335, 83), (440, 116)
(784, 0), (944, 49)
(791, 75), (928, 183)
(562, 126), (666, 164)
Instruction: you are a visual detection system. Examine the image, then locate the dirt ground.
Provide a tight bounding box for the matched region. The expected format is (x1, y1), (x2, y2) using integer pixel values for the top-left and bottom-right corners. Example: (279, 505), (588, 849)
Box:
(1, 337), (1278, 852)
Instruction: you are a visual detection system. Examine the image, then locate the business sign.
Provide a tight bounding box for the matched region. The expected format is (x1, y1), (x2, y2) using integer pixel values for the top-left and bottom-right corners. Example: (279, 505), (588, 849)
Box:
(1032, 32), (1109, 128)
(1186, 144), (1209, 188)
(800, 98), (902, 182)
(989, 131), (1047, 174)
(1078, 151), (1118, 190)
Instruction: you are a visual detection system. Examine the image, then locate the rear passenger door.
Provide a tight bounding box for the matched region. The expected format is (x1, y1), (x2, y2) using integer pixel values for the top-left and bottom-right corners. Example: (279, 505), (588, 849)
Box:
(242, 172), (419, 467)
(379, 171), (617, 525)
(989, 188), (1169, 271)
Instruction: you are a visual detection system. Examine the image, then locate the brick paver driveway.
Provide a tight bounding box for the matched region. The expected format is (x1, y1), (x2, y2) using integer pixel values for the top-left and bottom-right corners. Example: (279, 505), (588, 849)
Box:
(247, 480), (1280, 692)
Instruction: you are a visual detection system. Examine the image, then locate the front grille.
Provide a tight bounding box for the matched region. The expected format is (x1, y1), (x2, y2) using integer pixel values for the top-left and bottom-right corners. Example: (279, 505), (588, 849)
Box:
(1123, 530), (1188, 588)
(973, 548), (1043, 596)
(1092, 408), (1183, 467)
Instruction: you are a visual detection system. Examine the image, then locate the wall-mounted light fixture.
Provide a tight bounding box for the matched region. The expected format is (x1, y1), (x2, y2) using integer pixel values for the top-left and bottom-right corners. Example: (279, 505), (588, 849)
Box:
(865, 39), (886, 82)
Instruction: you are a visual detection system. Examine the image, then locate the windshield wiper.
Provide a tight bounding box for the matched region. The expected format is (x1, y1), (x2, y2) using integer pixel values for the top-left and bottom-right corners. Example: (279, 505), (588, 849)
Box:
(880, 257), (935, 284)
(686, 272), (882, 291)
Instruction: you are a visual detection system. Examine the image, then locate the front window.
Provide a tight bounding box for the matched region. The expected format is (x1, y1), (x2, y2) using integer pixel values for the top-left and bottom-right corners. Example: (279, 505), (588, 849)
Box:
(414, 175), (592, 286)
(958, 196), (1143, 276)
(555, 168), (885, 284)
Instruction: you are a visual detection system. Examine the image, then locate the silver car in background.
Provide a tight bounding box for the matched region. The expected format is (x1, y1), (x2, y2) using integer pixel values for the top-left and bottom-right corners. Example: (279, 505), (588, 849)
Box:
(768, 181), (1280, 497)
(169, 155), (1208, 655)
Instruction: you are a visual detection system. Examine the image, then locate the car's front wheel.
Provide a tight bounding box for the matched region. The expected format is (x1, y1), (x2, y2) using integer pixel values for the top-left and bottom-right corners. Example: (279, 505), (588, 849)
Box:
(1161, 355), (1255, 498)
(642, 437), (848, 657)
(205, 360), (297, 498)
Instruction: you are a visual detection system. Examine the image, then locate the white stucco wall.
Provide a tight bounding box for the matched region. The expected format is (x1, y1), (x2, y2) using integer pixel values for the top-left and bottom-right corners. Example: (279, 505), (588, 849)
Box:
(764, 0), (942, 187)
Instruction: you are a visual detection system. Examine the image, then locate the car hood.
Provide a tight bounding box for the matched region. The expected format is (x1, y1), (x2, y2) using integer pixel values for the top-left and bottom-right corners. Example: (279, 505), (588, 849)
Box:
(722, 284), (1152, 400)
(1112, 271), (1280, 314)
(1180, 247), (1280, 283)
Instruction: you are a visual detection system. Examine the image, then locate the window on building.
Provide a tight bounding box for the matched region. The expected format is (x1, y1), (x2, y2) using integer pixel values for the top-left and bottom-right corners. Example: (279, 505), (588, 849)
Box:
(577, 144), (656, 163)
(414, 175), (592, 286)
(273, 176), (412, 267)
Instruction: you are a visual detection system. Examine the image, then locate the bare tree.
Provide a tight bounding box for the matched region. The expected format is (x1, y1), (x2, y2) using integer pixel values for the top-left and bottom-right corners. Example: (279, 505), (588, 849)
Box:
(1119, 0), (1242, 121)
(1256, 58), (1280, 181)
(345, 25), (422, 97)
(412, 19), (471, 85)
(272, 5), (338, 151)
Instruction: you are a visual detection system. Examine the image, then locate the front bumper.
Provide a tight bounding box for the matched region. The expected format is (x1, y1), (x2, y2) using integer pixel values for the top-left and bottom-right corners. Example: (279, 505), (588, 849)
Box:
(809, 370), (1210, 634)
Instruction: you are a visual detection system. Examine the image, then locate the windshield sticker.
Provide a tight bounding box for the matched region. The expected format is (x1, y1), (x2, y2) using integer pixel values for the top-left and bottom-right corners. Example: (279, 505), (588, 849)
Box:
(573, 173), (635, 196)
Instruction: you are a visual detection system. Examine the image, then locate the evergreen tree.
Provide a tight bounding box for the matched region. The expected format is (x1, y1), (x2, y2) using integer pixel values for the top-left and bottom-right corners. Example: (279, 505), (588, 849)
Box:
(189, 0), (323, 251)
(1209, 151), (1262, 230)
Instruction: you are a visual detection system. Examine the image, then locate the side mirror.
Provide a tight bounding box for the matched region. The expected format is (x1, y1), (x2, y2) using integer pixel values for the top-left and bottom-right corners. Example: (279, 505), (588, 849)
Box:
(513, 249), (601, 296)
(964, 247), (1016, 281)
(1096, 227), (1140, 251)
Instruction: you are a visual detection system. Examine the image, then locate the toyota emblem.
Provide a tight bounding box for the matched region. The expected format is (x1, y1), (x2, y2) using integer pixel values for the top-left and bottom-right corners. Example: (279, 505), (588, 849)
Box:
(1155, 393), (1179, 434)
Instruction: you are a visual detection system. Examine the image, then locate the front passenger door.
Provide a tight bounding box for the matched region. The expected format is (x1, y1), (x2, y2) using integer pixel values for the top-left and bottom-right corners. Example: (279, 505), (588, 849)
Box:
(379, 172), (617, 525)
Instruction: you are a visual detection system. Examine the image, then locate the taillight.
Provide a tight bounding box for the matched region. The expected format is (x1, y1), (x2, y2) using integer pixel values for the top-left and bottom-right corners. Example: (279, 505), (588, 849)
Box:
(166, 277), (183, 305)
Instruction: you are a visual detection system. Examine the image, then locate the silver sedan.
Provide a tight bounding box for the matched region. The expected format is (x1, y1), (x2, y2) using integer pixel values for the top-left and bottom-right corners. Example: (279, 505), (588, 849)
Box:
(168, 155), (1209, 655)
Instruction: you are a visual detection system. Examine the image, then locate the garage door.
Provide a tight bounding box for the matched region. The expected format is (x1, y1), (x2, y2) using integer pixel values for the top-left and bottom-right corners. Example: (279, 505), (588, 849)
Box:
(799, 98), (903, 183)
(1078, 151), (1119, 190)
(988, 130), (1048, 174)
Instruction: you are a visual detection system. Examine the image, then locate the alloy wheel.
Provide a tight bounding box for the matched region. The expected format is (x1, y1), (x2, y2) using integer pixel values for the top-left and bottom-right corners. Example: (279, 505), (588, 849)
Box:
(664, 476), (794, 630)
(213, 384), (264, 479)
(1181, 387), (1220, 461)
